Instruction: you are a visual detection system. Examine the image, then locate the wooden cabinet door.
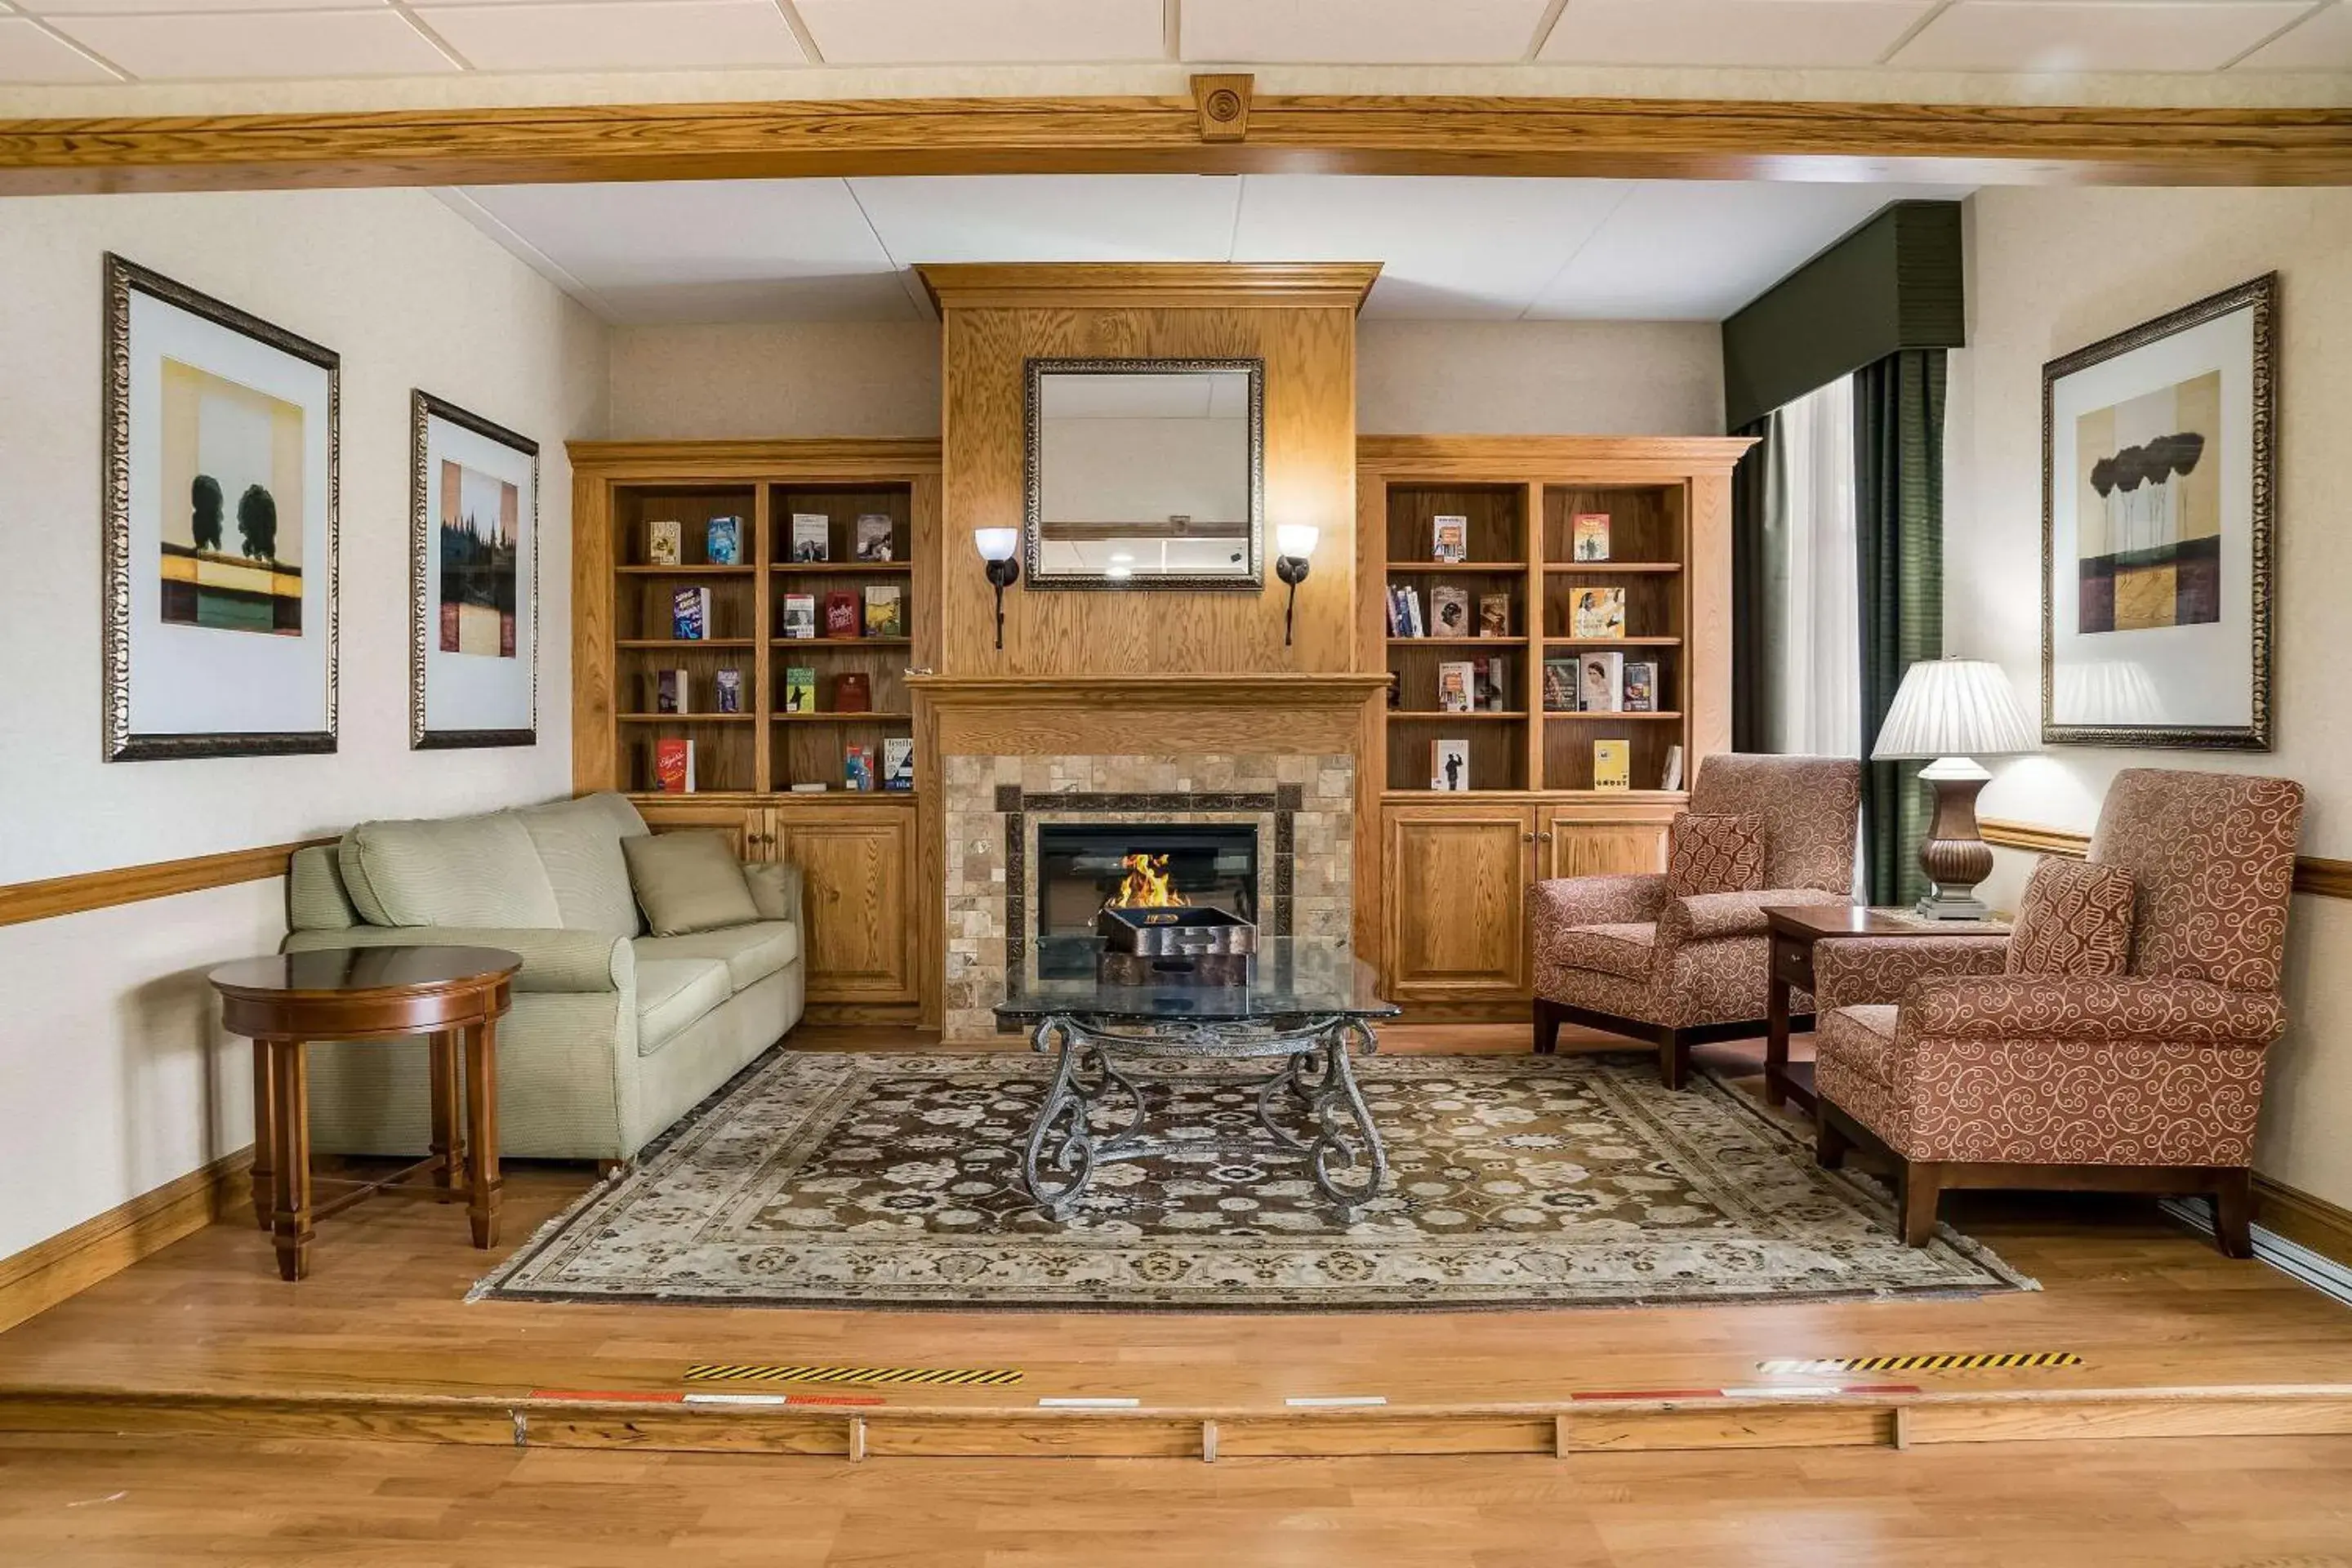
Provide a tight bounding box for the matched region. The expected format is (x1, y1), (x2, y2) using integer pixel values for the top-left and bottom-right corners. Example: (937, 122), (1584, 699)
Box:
(636, 800), (761, 860)
(1537, 804), (1672, 881)
(1381, 804), (1537, 1000)
(768, 806), (916, 1003)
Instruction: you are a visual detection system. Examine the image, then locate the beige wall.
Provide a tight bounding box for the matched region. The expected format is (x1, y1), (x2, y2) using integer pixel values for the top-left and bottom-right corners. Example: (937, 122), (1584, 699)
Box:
(1944, 185), (2352, 1208)
(0, 187), (608, 1260)
(608, 316), (1726, 440)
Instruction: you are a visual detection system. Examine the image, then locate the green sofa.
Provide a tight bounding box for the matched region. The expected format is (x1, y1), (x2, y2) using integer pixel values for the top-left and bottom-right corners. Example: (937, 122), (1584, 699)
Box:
(283, 792), (804, 1163)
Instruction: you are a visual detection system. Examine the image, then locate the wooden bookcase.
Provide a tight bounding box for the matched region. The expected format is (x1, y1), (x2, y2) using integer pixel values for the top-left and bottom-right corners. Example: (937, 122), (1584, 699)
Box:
(571, 439), (941, 1023)
(1357, 436), (1752, 1011)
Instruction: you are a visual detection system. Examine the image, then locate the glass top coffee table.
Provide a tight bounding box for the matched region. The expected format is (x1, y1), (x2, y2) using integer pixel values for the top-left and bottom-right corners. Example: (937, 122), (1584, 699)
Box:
(996, 937), (1400, 1222)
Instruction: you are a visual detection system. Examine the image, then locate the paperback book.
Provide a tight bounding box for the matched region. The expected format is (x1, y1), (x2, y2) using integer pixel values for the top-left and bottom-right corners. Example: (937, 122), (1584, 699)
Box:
(1478, 594), (1511, 637)
(782, 666), (817, 714)
(1542, 658), (1578, 712)
(1570, 586), (1627, 639)
(824, 590), (859, 639)
(844, 745), (875, 791)
(1472, 655), (1508, 713)
(1572, 513), (1611, 561)
(1432, 514), (1468, 563)
(646, 519), (683, 566)
(705, 515), (743, 565)
(714, 668), (742, 714)
(1623, 661), (1658, 713)
(779, 593), (817, 639)
(670, 585), (711, 641)
(1437, 660), (1474, 714)
(653, 668), (688, 715)
(863, 584), (906, 639)
(1661, 743), (1686, 791)
(1429, 585), (1471, 637)
(831, 671), (872, 713)
(1593, 739), (1631, 792)
(1430, 739), (1469, 792)
(882, 736), (915, 791)
(790, 513), (831, 562)
(854, 514), (895, 562)
(1579, 652), (1624, 713)
(654, 737), (694, 794)
(1387, 584), (1426, 638)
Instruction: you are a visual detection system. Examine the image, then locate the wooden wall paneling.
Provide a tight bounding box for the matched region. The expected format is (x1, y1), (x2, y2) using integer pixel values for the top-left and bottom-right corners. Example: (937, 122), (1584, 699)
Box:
(751, 483), (775, 795)
(911, 473), (944, 1031)
(637, 800), (762, 859)
(570, 472), (617, 795)
(771, 804), (917, 1003)
(1686, 470), (1735, 764)
(1539, 802), (1676, 879)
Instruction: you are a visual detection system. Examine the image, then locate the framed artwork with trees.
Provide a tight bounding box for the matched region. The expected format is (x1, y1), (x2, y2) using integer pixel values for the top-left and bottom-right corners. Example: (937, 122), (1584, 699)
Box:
(101, 254), (339, 761)
(410, 390), (539, 749)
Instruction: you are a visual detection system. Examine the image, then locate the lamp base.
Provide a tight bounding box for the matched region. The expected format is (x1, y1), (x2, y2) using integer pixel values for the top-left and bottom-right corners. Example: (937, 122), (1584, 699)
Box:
(1913, 756), (1995, 921)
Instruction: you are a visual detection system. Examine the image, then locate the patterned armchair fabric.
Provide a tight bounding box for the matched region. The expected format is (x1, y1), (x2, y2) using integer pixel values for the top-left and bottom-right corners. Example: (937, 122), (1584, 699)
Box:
(1816, 768), (2305, 1169)
(1531, 754), (1863, 1040)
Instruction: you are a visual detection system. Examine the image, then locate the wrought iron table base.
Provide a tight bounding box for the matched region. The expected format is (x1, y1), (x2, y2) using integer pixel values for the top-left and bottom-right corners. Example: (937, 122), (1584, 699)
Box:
(1021, 1014), (1388, 1222)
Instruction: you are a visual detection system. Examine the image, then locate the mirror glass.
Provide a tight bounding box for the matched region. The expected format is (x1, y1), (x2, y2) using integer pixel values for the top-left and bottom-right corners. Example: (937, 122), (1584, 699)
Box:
(1026, 360), (1262, 589)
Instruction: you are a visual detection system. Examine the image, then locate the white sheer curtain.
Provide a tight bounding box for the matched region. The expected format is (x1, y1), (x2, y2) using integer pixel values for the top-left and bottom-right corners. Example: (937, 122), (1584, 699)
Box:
(1759, 376), (1862, 761)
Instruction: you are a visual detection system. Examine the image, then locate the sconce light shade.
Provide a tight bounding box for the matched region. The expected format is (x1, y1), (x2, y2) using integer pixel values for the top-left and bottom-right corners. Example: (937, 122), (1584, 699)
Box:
(1273, 524), (1316, 648)
(974, 528), (1021, 653)
(1275, 523), (1320, 561)
(973, 527), (1019, 564)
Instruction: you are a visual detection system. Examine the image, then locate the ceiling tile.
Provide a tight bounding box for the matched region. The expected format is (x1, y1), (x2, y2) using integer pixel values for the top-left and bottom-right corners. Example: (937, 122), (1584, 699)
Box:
(47, 9), (457, 78)
(846, 175), (1244, 265)
(2232, 1), (2352, 67)
(1540, 0), (1936, 69)
(0, 16), (118, 78)
(1183, 0), (1554, 63)
(418, 1), (805, 69)
(1232, 175), (1631, 318)
(20, 0), (386, 15)
(1528, 181), (1971, 319)
(1890, 1), (2314, 72)
(794, 0), (1164, 63)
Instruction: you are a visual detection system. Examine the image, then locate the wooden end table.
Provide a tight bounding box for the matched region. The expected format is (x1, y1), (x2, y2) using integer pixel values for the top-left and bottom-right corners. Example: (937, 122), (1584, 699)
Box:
(209, 945), (520, 1281)
(1762, 906), (2011, 1115)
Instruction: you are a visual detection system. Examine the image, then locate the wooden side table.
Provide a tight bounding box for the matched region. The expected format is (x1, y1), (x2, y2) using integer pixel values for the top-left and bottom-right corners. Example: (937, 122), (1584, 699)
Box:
(1761, 906), (2011, 1114)
(209, 946), (520, 1281)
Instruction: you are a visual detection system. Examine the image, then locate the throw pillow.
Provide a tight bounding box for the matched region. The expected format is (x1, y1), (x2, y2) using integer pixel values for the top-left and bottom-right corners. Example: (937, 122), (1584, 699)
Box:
(2007, 858), (2136, 977)
(1665, 812), (1769, 898)
(621, 831), (760, 938)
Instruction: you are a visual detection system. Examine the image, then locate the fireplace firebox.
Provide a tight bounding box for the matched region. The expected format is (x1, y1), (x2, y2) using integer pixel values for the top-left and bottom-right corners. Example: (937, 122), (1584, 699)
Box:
(1034, 823), (1258, 942)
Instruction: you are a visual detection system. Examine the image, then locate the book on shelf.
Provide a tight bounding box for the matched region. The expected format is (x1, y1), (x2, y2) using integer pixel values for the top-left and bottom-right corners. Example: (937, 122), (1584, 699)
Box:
(1437, 660), (1474, 714)
(653, 668), (688, 715)
(1478, 594), (1510, 638)
(706, 515), (742, 565)
(714, 668), (742, 714)
(854, 513), (895, 562)
(831, 671), (872, 713)
(779, 593), (817, 639)
(788, 781), (829, 793)
(1593, 739), (1631, 792)
(1622, 661), (1658, 713)
(1387, 583), (1425, 637)
(1431, 514), (1468, 563)
(844, 745), (875, 792)
(654, 737), (694, 794)
(1570, 586), (1627, 639)
(646, 519), (683, 566)
(824, 590), (859, 638)
(670, 585), (711, 641)
(882, 736), (915, 791)
(863, 584), (905, 639)
(1572, 513), (1611, 562)
(1661, 743), (1686, 792)
(1542, 658), (1577, 712)
(1472, 655), (1508, 713)
(782, 666), (817, 714)
(1430, 739), (1469, 792)
(1579, 652), (1624, 713)
(790, 513), (831, 562)
(1429, 585), (1471, 637)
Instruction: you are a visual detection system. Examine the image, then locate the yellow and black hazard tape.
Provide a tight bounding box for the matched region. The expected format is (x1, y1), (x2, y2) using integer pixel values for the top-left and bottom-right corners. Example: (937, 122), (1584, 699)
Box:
(1758, 1352), (2082, 1375)
(684, 1363), (1025, 1388)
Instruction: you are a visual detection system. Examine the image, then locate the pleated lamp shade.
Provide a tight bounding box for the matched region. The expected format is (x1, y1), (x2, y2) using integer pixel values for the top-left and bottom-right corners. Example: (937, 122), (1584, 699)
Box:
(1871, 657), (2037, 761)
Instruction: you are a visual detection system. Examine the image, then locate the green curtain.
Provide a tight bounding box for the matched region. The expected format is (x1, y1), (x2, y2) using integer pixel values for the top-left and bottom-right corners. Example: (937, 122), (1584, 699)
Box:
(1853, 350), (1946, 906)
(1729, 416), (1773, 753)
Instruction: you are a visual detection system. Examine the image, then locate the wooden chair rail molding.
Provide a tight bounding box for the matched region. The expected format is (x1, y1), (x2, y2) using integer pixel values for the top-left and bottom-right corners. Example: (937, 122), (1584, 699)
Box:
(1980, 818), (2352, 900)
(0, 837), (336, 929)
(3, 93), (2350, 196)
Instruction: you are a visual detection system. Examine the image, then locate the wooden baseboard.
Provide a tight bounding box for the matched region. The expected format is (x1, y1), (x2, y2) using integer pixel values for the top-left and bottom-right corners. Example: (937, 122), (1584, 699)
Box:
(2255, 1177), (2352, 1270)
(0, 1149), (252, 1334)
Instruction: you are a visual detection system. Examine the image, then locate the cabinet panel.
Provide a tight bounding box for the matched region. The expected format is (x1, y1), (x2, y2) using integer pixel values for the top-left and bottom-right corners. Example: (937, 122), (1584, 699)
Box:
(1381, 804), (1536, 1000)
(768, 806), (916, 1003)
(635, 800), (761, 860)
(1538, 805), (1672, 882)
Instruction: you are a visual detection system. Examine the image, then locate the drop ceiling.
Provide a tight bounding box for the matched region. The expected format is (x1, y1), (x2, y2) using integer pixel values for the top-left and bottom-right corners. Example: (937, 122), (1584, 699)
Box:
(443, 173), (1976, 326)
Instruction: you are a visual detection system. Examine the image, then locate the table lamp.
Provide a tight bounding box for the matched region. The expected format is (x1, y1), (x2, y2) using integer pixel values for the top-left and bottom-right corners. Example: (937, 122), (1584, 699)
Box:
(1869, 657), (2038, 920)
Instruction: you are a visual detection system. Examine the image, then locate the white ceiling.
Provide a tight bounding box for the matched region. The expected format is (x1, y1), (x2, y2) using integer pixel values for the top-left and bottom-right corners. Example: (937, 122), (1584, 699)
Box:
(444, 172), (1975, 326)
(1, 0), (2344, 85)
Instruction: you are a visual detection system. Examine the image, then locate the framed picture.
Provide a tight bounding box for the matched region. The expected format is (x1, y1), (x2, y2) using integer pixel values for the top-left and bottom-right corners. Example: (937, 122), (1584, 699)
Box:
(2042, 274), (2275, 750)
(410, 391), (539, 749)
(102, 255), (338, 761)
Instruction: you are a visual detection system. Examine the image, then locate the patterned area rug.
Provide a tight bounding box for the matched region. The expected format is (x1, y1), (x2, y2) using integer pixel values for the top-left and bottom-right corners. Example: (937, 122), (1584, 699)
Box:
(475, 1049), (2034, 1312)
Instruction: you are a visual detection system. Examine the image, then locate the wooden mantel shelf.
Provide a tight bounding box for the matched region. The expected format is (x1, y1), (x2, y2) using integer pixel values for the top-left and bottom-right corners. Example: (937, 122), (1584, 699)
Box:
(908, 674), (1392, 709)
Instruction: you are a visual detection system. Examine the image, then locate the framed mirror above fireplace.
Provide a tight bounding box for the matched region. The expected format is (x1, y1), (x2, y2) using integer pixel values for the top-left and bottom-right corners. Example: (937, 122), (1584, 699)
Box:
(1022, 357), (1265, 591)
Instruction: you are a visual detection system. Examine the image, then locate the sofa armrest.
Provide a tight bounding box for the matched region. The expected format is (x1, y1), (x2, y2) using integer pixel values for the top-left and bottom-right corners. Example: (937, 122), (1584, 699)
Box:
(282, 925), (632, 995)
(1659, 888), (1847, 944)
(742, 860), (804, 927)
(1530, 873), (1668, 934)
(1904, 975), (2285, 1046)
(1814, 935), (2010, 1010)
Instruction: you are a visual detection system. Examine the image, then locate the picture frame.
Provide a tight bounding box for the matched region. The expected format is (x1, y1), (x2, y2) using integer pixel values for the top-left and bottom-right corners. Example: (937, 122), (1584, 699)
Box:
(410, 390), (540, 749)
(102, 254), (339, 761)
(2041, 274), (2275, 750)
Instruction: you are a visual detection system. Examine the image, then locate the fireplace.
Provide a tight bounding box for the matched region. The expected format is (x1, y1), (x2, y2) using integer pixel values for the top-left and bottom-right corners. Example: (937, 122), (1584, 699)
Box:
(1034, 822), (1259, 941)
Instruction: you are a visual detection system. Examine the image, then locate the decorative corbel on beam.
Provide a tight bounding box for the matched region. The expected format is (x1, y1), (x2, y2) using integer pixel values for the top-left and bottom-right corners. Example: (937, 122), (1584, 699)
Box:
(1192, 74), (1253, 143)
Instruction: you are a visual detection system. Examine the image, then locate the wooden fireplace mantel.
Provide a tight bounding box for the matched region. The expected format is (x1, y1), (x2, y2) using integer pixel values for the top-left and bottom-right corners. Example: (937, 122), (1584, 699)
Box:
(910, 673), (1389, 760)
(907, 673), (1391, 710)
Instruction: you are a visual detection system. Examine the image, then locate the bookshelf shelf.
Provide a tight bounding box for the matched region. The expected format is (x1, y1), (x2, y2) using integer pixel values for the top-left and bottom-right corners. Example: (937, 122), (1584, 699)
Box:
(1543, 635), (1684, 648)
(618, 713), (759, 724)
(771, 561), (915, 575)
(1542, 562), (1683, 574)
(617, 564), (757, 577)
(617, 637), (759, 649)
(1541, 710), (1685, 721)
(1390, 710), (1528, 722)
(1388, 561), (1526, 574)
(1385, 636), (1529, 648)
(772, 637), (914, 648)
(773, 710), (915, 724)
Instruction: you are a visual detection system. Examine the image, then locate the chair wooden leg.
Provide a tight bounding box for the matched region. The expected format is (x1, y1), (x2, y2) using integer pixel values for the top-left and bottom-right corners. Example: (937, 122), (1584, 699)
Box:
(1898, 1160), (1942, 1248)
(1533, 999), (1562, 1057)
(2213, 1168), (2256, 1259)
(1814, 1111), (1850, 1170)
(1657, 1029), (1688, 1091)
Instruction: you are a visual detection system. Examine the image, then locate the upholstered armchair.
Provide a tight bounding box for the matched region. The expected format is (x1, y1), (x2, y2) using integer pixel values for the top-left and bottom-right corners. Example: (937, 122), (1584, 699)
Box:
(1811, 768), (2305, 1256)
(1531, 753), (1863, 1089)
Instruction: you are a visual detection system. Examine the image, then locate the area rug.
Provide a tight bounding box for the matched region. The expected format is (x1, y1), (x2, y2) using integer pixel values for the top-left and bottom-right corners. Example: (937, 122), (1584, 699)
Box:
(474, 1049), (2035, 1312)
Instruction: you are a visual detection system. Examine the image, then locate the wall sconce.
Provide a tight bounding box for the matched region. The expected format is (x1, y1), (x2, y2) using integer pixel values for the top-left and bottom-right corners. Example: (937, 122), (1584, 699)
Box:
(974, 528), (1020, 651)
(1274, 524), (1318, 647)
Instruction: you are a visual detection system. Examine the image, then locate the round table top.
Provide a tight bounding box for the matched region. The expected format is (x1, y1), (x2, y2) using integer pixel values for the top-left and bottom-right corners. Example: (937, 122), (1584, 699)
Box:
(209, 945), (523, 1000)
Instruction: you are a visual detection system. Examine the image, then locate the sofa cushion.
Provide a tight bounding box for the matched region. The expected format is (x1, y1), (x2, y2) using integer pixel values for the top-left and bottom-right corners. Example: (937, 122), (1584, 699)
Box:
(622, 831), (761, 937)
(1546, 922), (1655, 981)
(516, 793), (646, 938)
(339, 811), (561, 929)
(2007, 859), (2136, 978)
(634, 921), (800, 994)
(635, 958), (733, 1055)
(1665, 813), (1768, 898)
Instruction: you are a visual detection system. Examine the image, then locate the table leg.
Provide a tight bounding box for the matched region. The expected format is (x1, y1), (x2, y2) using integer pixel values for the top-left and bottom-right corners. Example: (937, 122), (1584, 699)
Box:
(463, 1018), (503, 1249)
(267, 1040), (313, 1281)
(249, 1043), (276, 1231)
(1765, 938), (1793, 1109)
(428, 1030), (461, 1200)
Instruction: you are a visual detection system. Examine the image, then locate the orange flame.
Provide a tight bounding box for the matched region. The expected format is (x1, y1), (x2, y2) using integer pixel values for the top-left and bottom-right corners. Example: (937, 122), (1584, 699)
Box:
(1109, 853), (1188, 910)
